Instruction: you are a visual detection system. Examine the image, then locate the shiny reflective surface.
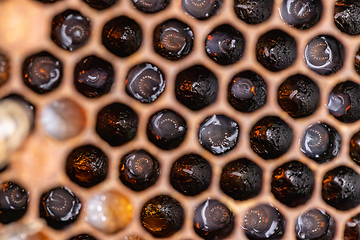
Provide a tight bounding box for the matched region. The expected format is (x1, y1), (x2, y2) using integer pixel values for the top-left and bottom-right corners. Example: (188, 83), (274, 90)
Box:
(242, 204), (285, 239)
(0, 53), (10, 87)
(40, 187), (82, 229)
(82, 0), (118, 10)
(102, 16), (142, 57)
(23, 51), (62, 94)
(153, 19), (194, 60)
(277, 74), (320, 118)
(170, 154), (212, 196)
(120, 149), (160, 191)
(0, 182), (29, 224)
(74, 55), (114, 98)
(193, 199), (234, 239)
(175, 65), (218, 110)
(133, 0), (170, 13)
(322, 166), (360, 211)
(140, 195), (184, 238)
(182, 0), (222, 19)
(350, 131), (360, 166)
(125, 62), (165, 103)
(198, 114), (239, 155)
(295, 209), (336, 240)
(334, 1), (360, 35)
(304, 35), (344, 75)
(147, 109), (187, 150)
(96, 102), (138, 146)
(85, 190), (133, 233)
(271, 160), (314, 207)
(51, 10), (91, 51)
(220, 158), (262, 201)
(234, 0), (274, 24)
(281, 0), (322, 29)
(205, 24), (245, 65)
(250, 116), (293, 159)
(256, 30), (297, 72)
(66, 145), (108, 188)
(328, 81), (360, 123)
(301, 123), (341, 164)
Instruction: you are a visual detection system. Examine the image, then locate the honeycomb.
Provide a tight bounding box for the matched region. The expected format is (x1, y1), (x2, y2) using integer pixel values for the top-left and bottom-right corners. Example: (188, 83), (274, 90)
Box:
(0, 0), (360, 239)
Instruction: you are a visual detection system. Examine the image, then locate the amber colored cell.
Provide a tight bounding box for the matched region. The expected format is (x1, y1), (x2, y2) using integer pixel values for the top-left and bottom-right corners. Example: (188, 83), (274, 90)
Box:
(85, 190), (133, 233)
(121, 236), (144, 240)
(102, 16), (142, 57)
(83, 0), (118, 10)
(271, 160), (314, 207)
(41, 98), (86, 140)
(278, 74), (320, 118)
(322, 166), (360, 211)
(0, 182), (29, 224)
(141, 195), (184, 237)
(220, 158), (262, 201)
(0, 53), (10, 87)
(170, 154), (212, 196)
(51, 10), (91, 51)
(96, 102), (138, 146)
(66, 145), (108, 188)
(69, 234), (97, 240)
(345, 214), (360, 240)
(22, 51), (62, 94)
(119, 149), (160, 191)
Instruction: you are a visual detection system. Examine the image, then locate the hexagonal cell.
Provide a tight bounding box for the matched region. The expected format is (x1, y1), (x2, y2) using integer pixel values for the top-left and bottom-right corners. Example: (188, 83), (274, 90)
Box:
(22, 51), (62, 94)
(132, 0), (170, 13)
(181, 0), (222, 20)
(334, 1), (360, 35)
(0, 52), (10, 87)
(69, 234), (97, 240)
(83, 0), (118, 10)
(228, 70), (267, 113)
(234, 0), (274, 24)
(256, 29), (297, 72)
(153, 19), (194, 60)
(41, 98), (86, 140)
(51, 9), (91, 51)
(345, 213), (360, 240)
(66, 145), (108, 188)
(102, 16), (142, 57)
(175, 65), (218, 110)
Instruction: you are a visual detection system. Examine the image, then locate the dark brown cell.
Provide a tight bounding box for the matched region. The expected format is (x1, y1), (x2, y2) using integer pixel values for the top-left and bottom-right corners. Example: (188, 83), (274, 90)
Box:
(242, 204), (285, 240)
(281, 0), (323, 30)
(66, 145), (108, 188)
(234, 0), (274, 24)
(250, 116), (293, 160)
(82, 0), (118, 10)
(0, 182), (29, 224)
(133, 0), (170, 13)
(295, 209), (336, 240)
(96, 103), (138, 146)
(175, 65), (218, 110)
(147, 109), (187, 150)
(74, 55), (114, 98)
(182, 0), (222, 20)
(170, 154), (212, 196)
(355, 47), (360, 75)
(304, 35), (344, 75)
(102, 16), (142, 57)
(194, 199), (234, 240)
(322, 166), (360, 211)
(51, 10), (91, 51)
(69, 234), (97, 240)
(271, 160), (314, 207)
(345, 214), (360, 240)
(22, 51), (62, 94)
(40, 187), (82, 229)
(256, 30), (297, 72)
(125, 62), (165, 103)
(199, 115), (239, 155)
(278, 74), (320, 118)
(328, 81), (360, 123)
(220, 158), (262, 201)
(153, 19), (194, 60)
(120, 149), (160, 191)
(140, 195), (184, 238)
(301, 123), (341, 164)
(350, 131), (360, 166)
(335, 1), (360, 35)
(228, 70), (267, 113)
(0, 53), (10, 87)
(205, 24), (245, 65)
